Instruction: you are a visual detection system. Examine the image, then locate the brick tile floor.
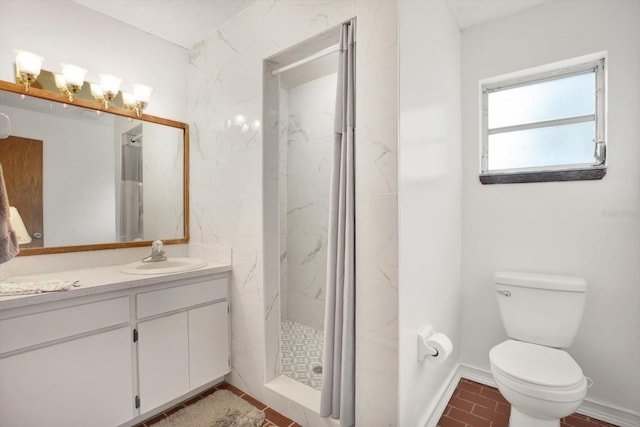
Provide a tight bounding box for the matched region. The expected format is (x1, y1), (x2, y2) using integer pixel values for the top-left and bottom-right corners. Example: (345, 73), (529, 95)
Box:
(438, 378), (619, 427)
(134, 382), (301, 427)
(134, 377), (620, 427)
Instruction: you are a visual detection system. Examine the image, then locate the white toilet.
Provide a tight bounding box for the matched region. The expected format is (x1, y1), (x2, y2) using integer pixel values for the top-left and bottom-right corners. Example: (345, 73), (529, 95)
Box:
(490, 271), (588, 427)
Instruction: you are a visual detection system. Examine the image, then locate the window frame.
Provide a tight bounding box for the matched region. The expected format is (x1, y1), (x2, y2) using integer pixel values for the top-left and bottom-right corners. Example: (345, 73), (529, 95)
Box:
(479, 57), (606, 184)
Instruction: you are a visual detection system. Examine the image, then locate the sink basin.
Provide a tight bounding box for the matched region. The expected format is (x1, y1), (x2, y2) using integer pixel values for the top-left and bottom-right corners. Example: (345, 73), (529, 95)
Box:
(120, 257), (208, 275)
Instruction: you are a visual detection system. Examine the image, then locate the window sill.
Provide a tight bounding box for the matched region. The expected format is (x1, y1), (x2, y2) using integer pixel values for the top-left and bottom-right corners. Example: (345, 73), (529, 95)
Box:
(479, 165), (607, 184)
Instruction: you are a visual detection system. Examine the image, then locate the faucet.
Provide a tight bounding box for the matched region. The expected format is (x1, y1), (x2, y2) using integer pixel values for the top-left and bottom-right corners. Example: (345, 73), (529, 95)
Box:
(142, 240), (167, 263)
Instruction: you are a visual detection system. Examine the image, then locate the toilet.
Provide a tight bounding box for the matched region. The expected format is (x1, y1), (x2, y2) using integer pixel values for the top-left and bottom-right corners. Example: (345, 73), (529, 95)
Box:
(489, 271), (588, 427)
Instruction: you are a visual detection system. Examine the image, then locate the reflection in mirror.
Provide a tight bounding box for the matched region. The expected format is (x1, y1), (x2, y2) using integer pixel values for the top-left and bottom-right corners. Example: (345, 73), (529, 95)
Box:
(0, 81), (188, 255)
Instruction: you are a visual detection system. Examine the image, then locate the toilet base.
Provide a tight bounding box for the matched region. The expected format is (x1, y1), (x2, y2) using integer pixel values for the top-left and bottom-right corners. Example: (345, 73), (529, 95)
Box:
(510, 407), (560, 427)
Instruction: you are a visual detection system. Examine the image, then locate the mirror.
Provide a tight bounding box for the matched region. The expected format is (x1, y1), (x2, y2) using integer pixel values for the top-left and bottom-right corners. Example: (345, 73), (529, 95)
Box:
(0, 79), (189, 255)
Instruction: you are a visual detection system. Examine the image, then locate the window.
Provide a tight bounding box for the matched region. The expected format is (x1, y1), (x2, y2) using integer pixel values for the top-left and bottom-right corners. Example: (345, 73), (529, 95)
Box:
(480, 57), (606, 184)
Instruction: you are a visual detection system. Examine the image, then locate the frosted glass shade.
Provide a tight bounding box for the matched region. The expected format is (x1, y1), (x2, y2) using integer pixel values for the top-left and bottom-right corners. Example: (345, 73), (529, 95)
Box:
(90, 83), (104, 98)
(133, 84), (153, 103)
(99, 74), (122, 94)
(53, 73), (66, 90)
(122, 92), (136, 108)
(15, 50), (43, 76)
(62, 64), (87, 87)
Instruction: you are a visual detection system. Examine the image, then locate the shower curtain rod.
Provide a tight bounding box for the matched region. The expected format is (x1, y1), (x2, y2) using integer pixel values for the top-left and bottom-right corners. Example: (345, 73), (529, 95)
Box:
(271, 43), (340, 76)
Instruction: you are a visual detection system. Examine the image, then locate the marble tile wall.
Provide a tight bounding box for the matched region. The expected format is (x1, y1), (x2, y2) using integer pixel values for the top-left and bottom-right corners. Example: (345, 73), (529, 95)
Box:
(187, 1), (398, 426)
(279, 86), (289, 320)
(283, 72), (336, 332)
(352, 1), (399, 425)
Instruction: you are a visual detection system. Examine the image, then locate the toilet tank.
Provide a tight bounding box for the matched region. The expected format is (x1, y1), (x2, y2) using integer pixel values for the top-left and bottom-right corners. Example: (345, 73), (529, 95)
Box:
(494, 271), (587, 348)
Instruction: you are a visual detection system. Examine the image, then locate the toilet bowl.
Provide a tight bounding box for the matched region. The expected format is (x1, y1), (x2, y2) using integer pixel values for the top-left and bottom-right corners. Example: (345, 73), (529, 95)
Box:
(490, 340), (587, 427)
(490, 271), (588, 427)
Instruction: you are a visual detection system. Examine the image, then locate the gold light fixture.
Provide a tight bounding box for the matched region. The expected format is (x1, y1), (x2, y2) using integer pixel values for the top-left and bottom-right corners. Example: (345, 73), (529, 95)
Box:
(13, 50), (152, 113)
(99, 74), (121, 109)
(133, 84), (153, 117)
(90, 82), (104, 103)
(122, 92), (136, 112)
(53, 73), (69, 97)
(14, 50), (43, 92)
(61, 64), (87, 101)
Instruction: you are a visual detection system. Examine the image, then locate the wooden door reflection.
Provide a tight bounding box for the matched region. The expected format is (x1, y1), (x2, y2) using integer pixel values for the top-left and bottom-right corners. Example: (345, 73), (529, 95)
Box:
(0, 136), (44, 248)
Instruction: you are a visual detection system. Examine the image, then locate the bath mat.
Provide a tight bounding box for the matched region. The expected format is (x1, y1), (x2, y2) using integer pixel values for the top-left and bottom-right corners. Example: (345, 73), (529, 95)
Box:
(151, 389), (265, 427)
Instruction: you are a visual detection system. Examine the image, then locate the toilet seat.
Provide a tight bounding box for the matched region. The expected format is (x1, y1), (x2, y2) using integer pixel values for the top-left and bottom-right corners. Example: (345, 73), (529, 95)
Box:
(490, 340), (587, 403)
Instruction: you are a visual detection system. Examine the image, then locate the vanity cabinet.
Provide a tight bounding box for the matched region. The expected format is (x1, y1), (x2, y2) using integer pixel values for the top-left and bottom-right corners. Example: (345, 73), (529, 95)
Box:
(0, 270), (230, 427)
(136, 277), (230, 414)
(136, 277), (229, 413)
(136, 304), (230, 412)
(0, 297), (134, 427)
(137, 311), (190, 413)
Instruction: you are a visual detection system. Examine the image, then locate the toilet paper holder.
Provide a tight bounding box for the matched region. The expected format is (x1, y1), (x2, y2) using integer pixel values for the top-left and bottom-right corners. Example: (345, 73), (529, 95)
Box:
(417, 325), (451, 362)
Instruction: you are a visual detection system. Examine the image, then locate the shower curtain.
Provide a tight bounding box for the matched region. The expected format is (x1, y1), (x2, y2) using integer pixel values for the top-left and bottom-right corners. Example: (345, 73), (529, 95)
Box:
(120, 142), (143, 241)
(320, 18), (356, 427)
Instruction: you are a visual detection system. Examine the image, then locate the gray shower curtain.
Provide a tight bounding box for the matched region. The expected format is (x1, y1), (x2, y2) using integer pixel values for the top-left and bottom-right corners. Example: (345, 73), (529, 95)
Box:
(120, 143), (143, 241)
(320, 18), (355, 427)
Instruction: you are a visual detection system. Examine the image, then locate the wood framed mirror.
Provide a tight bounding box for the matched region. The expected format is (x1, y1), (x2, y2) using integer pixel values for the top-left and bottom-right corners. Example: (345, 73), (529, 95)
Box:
(0, 79), (189, 255)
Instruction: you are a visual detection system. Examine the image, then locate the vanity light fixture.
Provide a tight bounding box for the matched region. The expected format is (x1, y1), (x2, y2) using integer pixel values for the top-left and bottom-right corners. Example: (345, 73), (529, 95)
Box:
(99, 74), (122, 109)
(12, 52), (153, 114)
(53, 73), (70, 97)
(133, 84), (152, 117)
(90, 82), (104, 103)
(122, 92), (136, 111)
(14, 50), (43, 92)
(62, 64), (87, 102)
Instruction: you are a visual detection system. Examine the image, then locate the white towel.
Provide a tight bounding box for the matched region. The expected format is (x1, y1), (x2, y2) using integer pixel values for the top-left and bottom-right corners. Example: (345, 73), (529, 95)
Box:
(0, 163), (19, 264)
(0, 279), (80, 296)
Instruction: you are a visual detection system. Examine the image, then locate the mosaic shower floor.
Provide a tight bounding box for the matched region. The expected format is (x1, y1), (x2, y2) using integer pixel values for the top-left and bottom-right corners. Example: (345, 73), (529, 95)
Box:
(280, 319), (324, 390)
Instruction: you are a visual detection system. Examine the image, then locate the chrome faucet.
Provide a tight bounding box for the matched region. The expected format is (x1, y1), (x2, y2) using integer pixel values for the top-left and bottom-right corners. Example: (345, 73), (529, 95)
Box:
(142, 240), (167, 263)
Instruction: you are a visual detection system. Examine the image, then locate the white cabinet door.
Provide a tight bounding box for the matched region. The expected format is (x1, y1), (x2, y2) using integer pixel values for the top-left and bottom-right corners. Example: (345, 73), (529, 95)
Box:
(188, 301), (229, 389)
(0, 326), (133, 427)
(137, 311), (189, 413)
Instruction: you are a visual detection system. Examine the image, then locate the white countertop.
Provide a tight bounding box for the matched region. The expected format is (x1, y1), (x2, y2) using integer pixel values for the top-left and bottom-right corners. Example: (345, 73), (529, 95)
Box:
(0, 260), (231, 311)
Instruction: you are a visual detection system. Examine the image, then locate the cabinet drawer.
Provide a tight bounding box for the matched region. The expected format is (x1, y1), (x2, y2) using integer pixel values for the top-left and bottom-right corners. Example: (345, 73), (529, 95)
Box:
(136, 277), (227, 319)
(0, 297), (130, 354)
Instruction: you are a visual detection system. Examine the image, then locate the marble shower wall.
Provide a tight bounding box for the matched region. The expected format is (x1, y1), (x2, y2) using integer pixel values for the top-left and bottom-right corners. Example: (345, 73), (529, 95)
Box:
(279, 86), (289, 320)
(283, 72), (336, 332)
(188, 1), (398, 426)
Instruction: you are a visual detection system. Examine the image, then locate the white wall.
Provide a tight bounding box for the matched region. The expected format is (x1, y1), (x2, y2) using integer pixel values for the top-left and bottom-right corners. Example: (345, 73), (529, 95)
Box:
(284, 72), (336, 331)
(460, 0), (640, 414)
(188, 1), (398, 425)
(398, 0), (462, 425)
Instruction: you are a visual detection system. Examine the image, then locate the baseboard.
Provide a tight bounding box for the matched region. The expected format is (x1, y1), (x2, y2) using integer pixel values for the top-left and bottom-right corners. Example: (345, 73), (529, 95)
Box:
(578, 398), (640, 427)
(423, 367), (461, 427)
(441, 364), (640, 427)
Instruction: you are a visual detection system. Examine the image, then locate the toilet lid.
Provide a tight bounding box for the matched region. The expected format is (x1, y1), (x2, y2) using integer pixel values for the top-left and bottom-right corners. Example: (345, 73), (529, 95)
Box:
(490, 340), (584, 388)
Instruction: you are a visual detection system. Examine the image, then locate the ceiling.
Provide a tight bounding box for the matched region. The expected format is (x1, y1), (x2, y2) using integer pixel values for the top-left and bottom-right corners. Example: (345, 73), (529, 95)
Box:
(71, 0), (258, 49)
(72, 0), (554, 50)
(446, 0), (553, 29)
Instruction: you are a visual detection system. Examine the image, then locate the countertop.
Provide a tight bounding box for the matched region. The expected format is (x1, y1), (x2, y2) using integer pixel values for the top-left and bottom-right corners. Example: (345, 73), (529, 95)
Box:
(0, 260), (231, 311)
